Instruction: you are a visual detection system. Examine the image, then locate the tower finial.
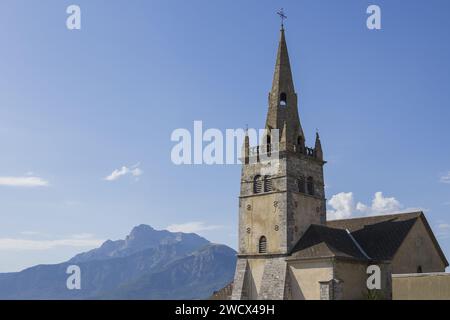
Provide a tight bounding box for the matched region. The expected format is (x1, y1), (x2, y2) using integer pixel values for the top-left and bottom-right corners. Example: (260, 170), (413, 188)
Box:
(315, 129), (323, 161)
(277, 8), (287, 30)
(265, 9), (303, 147)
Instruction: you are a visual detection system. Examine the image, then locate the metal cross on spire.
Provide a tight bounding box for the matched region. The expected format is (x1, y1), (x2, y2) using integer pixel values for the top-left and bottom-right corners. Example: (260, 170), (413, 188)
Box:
(277, 8), (287, 29)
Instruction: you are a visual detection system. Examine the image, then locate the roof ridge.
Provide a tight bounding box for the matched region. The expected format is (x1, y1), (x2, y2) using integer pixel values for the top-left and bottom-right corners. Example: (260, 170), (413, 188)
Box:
(328, 211), (423, 223)
(310, 223), (346, 232)
(346, 229), (371, 260)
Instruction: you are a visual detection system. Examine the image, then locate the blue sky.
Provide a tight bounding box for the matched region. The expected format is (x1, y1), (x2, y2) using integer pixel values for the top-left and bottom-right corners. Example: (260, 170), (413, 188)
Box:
(1, 0), (450, 272)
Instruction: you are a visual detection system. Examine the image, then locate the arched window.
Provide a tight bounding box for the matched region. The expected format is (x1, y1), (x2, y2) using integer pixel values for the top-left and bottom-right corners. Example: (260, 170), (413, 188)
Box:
(253, 175), (263, 194)
(307, 177), (315, 196)
(264, 176), (273, 192)
(280, 93), (287, 106)
(417, 266), (423, 273)
(259, 236), (267, 253)
(298, 176), (306, 193)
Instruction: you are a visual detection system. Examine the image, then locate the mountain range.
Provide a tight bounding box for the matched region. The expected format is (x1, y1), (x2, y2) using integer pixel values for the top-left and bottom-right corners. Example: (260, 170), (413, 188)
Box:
(0, 225), (236, 300)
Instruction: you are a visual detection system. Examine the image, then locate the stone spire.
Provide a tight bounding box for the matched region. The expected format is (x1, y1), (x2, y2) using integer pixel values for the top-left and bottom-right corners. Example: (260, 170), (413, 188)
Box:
(242, 129), (250, 164)
(271, 28), (295, 94)
(315, 131), (323, 161)
(265, 27), (304, 149)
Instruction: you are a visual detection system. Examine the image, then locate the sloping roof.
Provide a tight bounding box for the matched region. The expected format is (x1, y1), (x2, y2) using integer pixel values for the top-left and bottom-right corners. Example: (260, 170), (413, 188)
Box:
(327, 212), (448, 266)
(289, 224), (369, 261)
(327, 212), (421, 232)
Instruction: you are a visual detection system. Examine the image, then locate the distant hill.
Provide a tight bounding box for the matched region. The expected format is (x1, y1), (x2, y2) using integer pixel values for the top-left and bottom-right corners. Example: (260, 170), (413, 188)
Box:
(0, 225), (236, 300)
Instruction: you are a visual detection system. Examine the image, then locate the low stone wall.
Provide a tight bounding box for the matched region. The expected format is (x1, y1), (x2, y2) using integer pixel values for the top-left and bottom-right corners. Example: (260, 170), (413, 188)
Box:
(393, 273), (450, 300)
(210, 282), (233, 300)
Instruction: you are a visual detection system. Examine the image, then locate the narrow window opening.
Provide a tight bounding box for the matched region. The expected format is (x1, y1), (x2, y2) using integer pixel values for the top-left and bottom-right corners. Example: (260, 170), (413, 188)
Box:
(297, 136), (304, 153)
(266, 135), (271, 155)
(259, 236), (267, 253)
(298, 177), (306, 193)
(307, 177), (315, 196)
(280, 93), (287, 106)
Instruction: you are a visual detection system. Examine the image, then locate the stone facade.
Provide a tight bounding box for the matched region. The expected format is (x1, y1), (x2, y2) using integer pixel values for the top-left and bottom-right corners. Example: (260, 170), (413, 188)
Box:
(393, 273), (450, 300)
(232, 25), (326, 300)
(229, 25), (449, 301)
(391, 217), (447, 274)
(286, 259), (333, 300)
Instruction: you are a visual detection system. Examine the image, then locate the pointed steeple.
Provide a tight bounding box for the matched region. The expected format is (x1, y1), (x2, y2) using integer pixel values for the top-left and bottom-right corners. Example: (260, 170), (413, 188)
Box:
(265, 26), (304, 149)
(271, 28), (295, 94)
(315, 131), (323, 161)
(242, 128), (250, 165)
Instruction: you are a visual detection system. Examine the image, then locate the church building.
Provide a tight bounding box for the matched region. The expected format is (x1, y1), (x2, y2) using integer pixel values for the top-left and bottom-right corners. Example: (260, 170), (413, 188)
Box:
(213, 23), (449, 300)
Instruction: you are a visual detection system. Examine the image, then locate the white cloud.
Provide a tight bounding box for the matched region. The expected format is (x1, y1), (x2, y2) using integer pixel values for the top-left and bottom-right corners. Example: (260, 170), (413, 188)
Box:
(104, 164), (143, 181)
(440, 172), (450, 184)
(327, 191), (419, 220)
(357, 192), (402, 216)
(166, 221), (223, 234)
(0, 237), (103, 251)
(327, 192), (355, 220)
(0, 176), (49, 187)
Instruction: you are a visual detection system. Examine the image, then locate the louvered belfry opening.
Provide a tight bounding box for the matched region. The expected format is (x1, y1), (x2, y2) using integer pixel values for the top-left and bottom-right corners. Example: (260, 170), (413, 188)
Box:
(253, 175), (263, 194)
(259, 236), (267, 254)
(264, 176), (273, 192)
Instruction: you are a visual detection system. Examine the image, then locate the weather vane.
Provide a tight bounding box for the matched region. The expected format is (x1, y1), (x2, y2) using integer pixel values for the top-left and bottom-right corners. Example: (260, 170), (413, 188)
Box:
(277, 8), (287, 29)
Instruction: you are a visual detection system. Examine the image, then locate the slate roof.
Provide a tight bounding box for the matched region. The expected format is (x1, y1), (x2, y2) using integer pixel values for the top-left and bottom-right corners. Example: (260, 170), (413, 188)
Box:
(327, 212), (420, 261)
(210, 212), (448, 300)
(289, 224), (369, 261)
(291, 212), (448, 266)
(327, 212), (422, 232)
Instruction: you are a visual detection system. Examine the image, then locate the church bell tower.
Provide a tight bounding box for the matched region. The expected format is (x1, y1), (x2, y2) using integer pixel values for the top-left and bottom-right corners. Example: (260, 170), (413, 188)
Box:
(232, 22), (326, 300)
